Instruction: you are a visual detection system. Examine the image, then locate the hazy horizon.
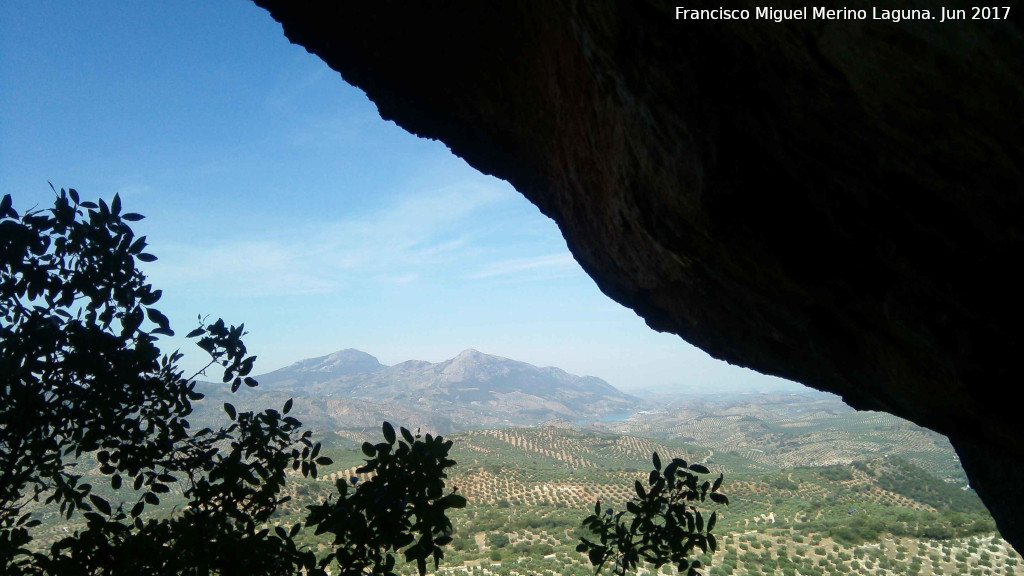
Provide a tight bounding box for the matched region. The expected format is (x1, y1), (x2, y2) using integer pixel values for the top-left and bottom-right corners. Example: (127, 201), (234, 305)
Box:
(256, 345), (809, 396)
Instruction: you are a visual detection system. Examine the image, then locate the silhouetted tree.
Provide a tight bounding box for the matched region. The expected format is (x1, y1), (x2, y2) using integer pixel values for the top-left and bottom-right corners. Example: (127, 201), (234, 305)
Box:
(577, 452), (728, 576)
(0, 189), (463, 575)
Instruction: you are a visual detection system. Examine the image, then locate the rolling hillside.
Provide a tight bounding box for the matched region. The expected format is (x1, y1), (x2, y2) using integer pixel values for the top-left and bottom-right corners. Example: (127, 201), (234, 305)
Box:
(310, 426), (1016, 576)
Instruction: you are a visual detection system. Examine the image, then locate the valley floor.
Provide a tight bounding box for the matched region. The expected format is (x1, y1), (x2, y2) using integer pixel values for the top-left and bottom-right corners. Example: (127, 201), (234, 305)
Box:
(305, 420), (1022, 576)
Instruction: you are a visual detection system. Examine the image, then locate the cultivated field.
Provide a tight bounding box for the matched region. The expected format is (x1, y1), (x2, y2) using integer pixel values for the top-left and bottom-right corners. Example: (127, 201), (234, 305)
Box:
(306, 420), (1020, 576)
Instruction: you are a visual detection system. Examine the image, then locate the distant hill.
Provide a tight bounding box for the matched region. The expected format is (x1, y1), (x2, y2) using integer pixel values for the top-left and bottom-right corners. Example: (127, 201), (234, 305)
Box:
(193, 348), (639, 432)
(591, 393), (966, 482)
(257, 348), (385, 386)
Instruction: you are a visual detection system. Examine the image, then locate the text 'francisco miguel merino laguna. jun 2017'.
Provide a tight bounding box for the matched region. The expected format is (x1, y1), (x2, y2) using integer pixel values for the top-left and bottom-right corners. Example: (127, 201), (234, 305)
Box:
(674, 6), (1011, 23)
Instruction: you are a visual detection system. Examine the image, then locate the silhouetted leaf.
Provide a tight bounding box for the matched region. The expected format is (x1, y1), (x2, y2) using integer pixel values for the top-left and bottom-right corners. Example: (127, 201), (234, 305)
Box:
(1, 195), (16, 218)
(129, 235), (147, 254)
(445, 495), (467, 509)
(145, 307), (169, 329)
(88, 494), (111, 516)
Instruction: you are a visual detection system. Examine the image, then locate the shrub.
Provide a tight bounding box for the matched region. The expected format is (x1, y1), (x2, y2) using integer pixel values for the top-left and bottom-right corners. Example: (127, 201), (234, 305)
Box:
(578, 453), (728, 576)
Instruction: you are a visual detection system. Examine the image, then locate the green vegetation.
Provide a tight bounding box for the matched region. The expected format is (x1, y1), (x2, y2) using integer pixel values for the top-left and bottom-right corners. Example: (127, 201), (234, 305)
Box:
(762, 459), (997, 546)
(873, 457), (984, 513)
(296, 425), (1020, 576)
(0, 192), (461, 575)
(577, 452), (728, 576)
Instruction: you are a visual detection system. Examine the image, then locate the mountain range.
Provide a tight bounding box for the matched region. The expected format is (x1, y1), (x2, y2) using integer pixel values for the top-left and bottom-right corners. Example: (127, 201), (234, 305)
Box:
(193, 348), (639, 433)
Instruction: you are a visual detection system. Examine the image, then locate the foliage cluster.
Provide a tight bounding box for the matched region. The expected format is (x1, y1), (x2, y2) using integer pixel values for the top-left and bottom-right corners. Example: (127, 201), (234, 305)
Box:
(577, 452), (728, 576)
(305, 423), (466, 576)
(0, 191), (461, 575)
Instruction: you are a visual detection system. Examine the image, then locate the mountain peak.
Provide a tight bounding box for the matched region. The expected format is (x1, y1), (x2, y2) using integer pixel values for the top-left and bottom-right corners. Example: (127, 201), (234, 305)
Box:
(297, 348), (383, 373)
(251, 347), (638, 427)
(453, 348), (488, 361)
(444, 349), (499, 381)
(324, 348), (377, 363)
(259, 349), (385, 386)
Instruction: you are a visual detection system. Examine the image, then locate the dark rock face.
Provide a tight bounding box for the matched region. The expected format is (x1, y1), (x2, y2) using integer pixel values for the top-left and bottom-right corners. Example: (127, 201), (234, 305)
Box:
(252, 0), (1024, 549)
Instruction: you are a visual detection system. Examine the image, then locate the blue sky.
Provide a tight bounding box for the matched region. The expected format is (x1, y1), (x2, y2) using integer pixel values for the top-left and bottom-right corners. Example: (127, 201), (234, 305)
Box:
(1, 1), (802, 394)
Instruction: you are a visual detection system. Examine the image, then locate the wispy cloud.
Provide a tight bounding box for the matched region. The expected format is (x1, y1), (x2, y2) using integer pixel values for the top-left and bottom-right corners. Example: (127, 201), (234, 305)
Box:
(373, 273), (419, 285)
(112, 183), (154, 200)
(466, 253), (578, 280)
(152, 239), (341, 297)
(263, 66), (335, 114)
(263, 64), (379, 150)
(148, 183), (511, 297)
(309, 184), (502, 272)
